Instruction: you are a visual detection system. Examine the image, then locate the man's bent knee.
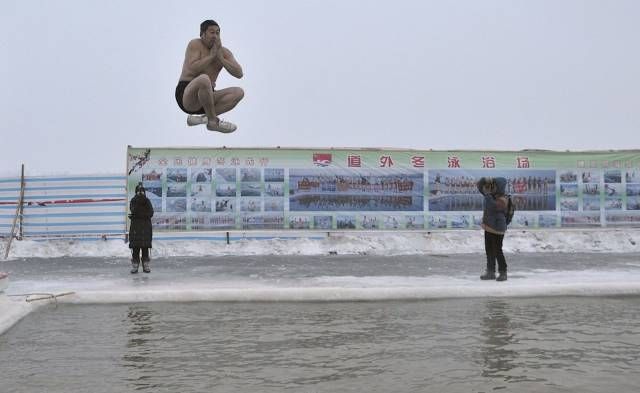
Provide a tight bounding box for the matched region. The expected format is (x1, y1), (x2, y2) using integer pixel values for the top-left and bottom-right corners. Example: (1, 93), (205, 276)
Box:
(233, 87), (245, 103)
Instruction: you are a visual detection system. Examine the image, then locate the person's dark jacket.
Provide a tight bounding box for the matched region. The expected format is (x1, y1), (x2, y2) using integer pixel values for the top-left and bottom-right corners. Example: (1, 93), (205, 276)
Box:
(129, 194), (154, 248)
(477, 177), (508, 234)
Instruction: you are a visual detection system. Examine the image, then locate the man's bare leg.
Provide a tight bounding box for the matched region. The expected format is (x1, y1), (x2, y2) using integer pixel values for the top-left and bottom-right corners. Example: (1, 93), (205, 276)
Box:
(182, 79), (243, 132)
(188, 87), (244, 127)
(212, 87), (244, 115)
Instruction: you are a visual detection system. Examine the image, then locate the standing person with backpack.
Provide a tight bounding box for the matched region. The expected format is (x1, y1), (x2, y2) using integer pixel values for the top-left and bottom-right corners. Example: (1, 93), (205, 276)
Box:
(477, 177), (509, 281)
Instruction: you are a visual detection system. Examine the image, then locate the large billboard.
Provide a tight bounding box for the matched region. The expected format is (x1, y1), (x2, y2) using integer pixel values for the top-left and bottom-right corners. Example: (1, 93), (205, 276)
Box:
(126, 147), (640, 231)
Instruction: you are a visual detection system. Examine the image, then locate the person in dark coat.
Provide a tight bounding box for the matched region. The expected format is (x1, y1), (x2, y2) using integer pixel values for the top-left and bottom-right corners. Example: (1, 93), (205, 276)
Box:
(477, 177), (508, 281)
(129, 183), (154, 273)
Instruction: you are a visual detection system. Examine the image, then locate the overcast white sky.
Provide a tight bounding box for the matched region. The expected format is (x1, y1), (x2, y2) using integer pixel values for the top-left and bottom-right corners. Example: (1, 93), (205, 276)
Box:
(1, 0), (639, 175)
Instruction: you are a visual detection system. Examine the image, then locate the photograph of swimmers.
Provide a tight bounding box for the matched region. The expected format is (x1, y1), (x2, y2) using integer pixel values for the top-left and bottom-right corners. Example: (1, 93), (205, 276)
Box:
(428, 169), (556, 211)
(166, 168), (188, 183)
(626, 170), (640, 184)
(264, 198), (284, 212)
(604, 183), (623, 197)
(142, 169), (162, 182)
(604, 169), (622, 183)
(337, 215), (356, 229)
(152, 213), (186, 230)
(142, 181), (162, 198)
(215, 168), (236, 183)
(289, 216), (311, 230)
(428, 215), (447, 229)
(561, 212), (601, 226)
(314, 216), (333, 229)
(264, 183), (284, 197)
(289, 168), (424, 212)
(583, 183), (600, 195)
(538, 214), (558, 227)
(240, 198), (262, 212)
(627, 184), (640, 197)
(216, 183), (237, 197)
(581, 171), (600, 183)
(361, 215), (379, 229)
(191, 168), (212, 183)
(190, 197), (211, 212)
(560, 198), (578, 211)
(241, 168), (261, 182)
(605, 212), (640, 224)
(166, 198), (186, 212)
(405, 215), (424, 230)
(450, 215), (470, 229)
(242, 214), (284, 230)
(582, 196), (601, 211)
(149, 198), (162, 213)
(210, 214), (236, 229)
(625, 197), (640, 210)
(560, 184), (578, 197)
(215, 198), (235, 213)
(190, 183), (211, 197)
(510, 214), (534, 228)
(241, 183), (261, 197)
(191, 214), (216, 230)
(382, 215), (402, 230)
(264, 168), (285, 182)
(604, 197), (623, 210)
(167, 183), (187, 197)
(559, 170), (578, 183)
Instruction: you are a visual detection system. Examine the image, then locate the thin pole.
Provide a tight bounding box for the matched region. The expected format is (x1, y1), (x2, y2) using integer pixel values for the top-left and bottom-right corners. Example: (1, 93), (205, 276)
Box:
(18, 164), (25, 240)
(4, 164), (26, 259)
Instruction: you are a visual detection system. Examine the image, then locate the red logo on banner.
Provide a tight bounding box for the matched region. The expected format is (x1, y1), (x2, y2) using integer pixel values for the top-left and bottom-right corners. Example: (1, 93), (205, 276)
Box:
(517, 156), (530, 168)
(313, 153), (332, 167)
(411, 156), (425, 168)
(348, 155), (361, 167)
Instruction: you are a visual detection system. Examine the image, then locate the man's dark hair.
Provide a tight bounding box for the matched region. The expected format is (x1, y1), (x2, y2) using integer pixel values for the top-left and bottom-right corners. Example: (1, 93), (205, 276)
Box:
(200, 20), (219, 35)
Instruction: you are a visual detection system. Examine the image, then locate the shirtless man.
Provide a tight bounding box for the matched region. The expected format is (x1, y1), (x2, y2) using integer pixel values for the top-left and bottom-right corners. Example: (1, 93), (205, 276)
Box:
(175, 20), (244, 133)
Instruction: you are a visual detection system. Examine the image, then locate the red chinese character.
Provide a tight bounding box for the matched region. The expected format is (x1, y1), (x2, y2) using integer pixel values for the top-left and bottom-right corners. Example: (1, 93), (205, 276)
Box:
(589, 160), (598, 168)
(348, 155), (361, 167)
(245, 157), (255, 166)
(602, 160), (609, 168)
(174, 158), (183, 166)
(231, 157), (240, 166)
(411, 156), (425, 168)
(259, 157), (269, 166)
(613, 161), (621, 168)
(517, 156), (530, 168)
(482, 156), (496, 168)
(158, 158), (168, 166)
(188, 157), (198, 166)
(216, 157), (225, 166)
(379, 155), (394, 167)
(202, 158), (211, 166)
(448, 156), (460, 168)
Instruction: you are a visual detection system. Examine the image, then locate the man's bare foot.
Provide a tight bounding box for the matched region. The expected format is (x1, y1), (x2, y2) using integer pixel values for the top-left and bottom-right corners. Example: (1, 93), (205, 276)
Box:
(206, 118), (237, 133)
(187, 114), (208, 126)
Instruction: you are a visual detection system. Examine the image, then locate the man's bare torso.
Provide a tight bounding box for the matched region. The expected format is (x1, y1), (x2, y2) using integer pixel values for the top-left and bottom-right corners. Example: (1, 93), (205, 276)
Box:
(179, 38), (223, 83)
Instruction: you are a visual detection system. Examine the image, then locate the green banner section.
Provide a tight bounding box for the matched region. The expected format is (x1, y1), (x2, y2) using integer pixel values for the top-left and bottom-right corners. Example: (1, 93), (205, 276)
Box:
(127, 147), (640, 231)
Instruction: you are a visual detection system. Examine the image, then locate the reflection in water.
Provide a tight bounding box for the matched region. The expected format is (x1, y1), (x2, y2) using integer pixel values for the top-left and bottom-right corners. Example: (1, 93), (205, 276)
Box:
(480, 300), (518, 380)
(122, 306), (159, 389)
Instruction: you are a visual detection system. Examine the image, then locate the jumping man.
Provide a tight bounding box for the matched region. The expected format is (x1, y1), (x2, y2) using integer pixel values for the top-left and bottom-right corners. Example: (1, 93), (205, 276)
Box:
(175, 20), (244, 133)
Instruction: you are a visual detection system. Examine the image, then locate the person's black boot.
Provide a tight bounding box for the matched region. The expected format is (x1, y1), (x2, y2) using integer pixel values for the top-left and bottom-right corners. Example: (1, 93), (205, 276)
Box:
(481, 256), (496, 280)
(480, 270), (496, 280)
(142, 259), (151, 273)
(496, 271), (508, 281)
(130, 259), (140, 274)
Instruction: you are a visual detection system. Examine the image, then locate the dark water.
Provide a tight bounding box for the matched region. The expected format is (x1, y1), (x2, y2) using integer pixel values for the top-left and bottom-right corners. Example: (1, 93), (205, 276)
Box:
(2, 297), (639, 393)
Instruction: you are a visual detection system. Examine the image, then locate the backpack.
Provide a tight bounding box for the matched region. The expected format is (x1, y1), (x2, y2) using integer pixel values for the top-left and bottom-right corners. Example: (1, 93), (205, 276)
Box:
(505, 195), (515, 225)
